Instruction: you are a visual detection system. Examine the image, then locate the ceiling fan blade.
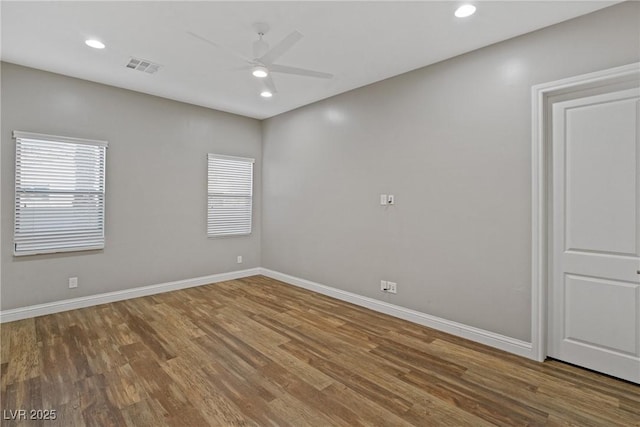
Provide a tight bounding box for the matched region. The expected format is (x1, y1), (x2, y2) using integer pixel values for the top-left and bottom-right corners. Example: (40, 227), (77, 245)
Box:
(187, 31), (252, 64)
(258, 30), (303, 65)
(270, 64), (333, 79)
(264, 75), (278, 94)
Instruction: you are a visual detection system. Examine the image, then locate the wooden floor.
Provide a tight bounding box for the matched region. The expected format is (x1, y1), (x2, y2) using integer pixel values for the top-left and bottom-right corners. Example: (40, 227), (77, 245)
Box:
(1, 276), (638, 426)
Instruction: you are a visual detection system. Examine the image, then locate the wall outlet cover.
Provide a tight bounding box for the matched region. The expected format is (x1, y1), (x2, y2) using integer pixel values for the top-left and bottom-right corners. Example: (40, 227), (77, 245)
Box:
(68, 277), (78, 289)
(387, 281), (397, 294)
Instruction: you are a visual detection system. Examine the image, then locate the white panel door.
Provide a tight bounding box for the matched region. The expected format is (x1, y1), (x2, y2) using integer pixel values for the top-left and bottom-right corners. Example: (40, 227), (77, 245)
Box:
(549, 87), (640, 383)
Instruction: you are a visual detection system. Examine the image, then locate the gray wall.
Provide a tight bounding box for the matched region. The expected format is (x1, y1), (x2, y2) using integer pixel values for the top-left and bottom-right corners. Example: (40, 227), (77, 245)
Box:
(1, 63), (262, 310)
(261, 2), (640, 341)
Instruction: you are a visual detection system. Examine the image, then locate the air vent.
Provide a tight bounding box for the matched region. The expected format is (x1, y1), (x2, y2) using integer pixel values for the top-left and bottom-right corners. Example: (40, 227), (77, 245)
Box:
(125, 57), (161, 74)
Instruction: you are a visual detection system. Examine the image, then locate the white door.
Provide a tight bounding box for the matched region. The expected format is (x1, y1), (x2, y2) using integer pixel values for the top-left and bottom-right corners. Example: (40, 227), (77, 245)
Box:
(549, 87), (640, 384)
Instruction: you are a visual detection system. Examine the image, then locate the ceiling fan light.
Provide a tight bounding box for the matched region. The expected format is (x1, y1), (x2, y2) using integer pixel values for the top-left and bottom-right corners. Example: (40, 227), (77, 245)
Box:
(455, 4), (476, 18)
(260, 90), (273, 98)
(85, 39), (105, 49)
(252, 66), (269, 78)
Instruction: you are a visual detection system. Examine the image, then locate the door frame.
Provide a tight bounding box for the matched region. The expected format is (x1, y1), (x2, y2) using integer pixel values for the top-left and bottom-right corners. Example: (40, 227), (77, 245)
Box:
(531, 62), (640, 362)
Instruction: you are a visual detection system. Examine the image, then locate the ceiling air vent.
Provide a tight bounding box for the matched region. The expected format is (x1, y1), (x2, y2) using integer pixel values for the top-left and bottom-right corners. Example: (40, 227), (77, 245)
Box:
(125, 57), (161, 74)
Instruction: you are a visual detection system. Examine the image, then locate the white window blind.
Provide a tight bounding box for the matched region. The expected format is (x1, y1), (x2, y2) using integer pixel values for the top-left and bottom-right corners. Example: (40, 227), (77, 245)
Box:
(13, 131), (108, 256)
(208, 154), (254, 237)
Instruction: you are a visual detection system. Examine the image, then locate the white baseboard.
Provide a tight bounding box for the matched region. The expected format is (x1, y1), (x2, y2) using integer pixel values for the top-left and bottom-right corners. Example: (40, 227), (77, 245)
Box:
(259, 268), (535, 360)
(1, 266), (535, 361)
(0, 268), (260, 323)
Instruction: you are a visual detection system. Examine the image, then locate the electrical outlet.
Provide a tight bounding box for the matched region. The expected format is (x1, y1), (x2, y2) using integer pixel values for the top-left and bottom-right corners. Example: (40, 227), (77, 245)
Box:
(68, 277), (78, 289)
(237, 255), (243, 264)
(380, 280), (388, 291)
(387, 194), (395, 205)
(387, 281), (397, 294)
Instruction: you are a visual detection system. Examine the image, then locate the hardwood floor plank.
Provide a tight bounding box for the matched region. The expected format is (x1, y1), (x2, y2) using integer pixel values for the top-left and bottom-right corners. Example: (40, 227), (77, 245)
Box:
(103, 364), (146, 409)
(40, 377), (78, 409)
(75, 374), (127, 427)
(1, 275), (638, 426)
(250, 314), (337, 360)
(212, 314), (335, 390)
(127, 358), (175, 398)
(148, 303), (205, 340)
(619, 397), (640, 416)
(255, 361), (366, 427)
(268, 396), (334, 427)
(397, 369), (549, 426)
(114, 306), (176, 361)
(369, 341), (468, 378)
(280, 340), (414, 414)
(62, 325), (93, 381)
(1, 377), (43, 427)
(5, 320), (40, 385)
(120, 399), (166, 427)
(162, 357), (251, 426)
(200, 364), (293, 427)
(40, 337), (78, 386)
(536, 384), (637, 426)
(81, 338), (128, 376)
(1, 362), (9, 396)
(321, 382), (415, 427)
(329, 348), (496, 426)
(44, 402), (84, 427)
(162, 403), (210, 427)
(1, 322), (13, 365)
(427, 338), (637, 426)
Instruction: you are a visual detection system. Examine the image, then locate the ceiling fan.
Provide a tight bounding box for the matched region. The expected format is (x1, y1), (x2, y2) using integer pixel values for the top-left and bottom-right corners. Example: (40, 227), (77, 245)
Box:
(187, 23), (333, 97)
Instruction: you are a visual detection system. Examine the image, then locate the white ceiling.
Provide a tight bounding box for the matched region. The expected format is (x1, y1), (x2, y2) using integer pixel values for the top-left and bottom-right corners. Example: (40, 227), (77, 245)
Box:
(1, 1), (618, 119)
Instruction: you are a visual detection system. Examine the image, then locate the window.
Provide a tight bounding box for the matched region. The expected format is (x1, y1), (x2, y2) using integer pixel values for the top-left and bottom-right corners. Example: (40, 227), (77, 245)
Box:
(207, 154), (254, 237)
(13, 131), (108, 256)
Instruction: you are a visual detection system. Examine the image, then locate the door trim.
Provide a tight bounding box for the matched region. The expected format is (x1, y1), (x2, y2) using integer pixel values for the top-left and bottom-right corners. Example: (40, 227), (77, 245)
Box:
(531, 62), (640, 362)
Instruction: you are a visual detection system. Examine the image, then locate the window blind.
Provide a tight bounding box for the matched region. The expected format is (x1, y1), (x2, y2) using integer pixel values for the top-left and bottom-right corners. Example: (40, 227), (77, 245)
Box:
(208, 154), (254, 237)
(13, 131), (108, 256)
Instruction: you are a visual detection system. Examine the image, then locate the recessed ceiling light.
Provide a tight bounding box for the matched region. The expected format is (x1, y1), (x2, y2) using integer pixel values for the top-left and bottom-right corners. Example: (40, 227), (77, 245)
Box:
(85, 39), (105, 49)
(260, 91), (273, 98)
(252, 66), (269, 78)
(455, 4), (476, 18)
